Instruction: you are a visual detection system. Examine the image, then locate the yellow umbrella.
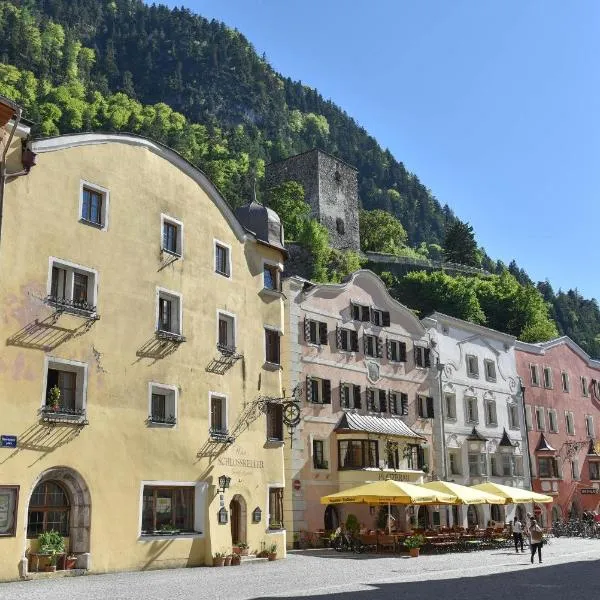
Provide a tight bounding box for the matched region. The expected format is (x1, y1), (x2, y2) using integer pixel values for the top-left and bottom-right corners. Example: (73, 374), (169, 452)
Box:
(320, 479), (455, 505)
(421, 481), (506, 505)
(471, 482), (553, 503)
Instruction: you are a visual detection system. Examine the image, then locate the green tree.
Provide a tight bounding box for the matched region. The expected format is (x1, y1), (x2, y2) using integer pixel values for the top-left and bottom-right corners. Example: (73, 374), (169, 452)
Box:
(443, 220), (480, 266)
(360, 209), (408, 255)
(267, 181), (310, 241)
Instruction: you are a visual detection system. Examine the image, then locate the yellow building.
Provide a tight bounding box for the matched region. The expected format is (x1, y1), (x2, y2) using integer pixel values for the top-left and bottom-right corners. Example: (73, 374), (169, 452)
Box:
(0, 98), (287, 581)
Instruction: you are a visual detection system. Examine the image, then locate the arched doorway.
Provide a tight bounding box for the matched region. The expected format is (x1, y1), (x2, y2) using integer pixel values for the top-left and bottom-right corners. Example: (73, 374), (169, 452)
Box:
(24, 467), (91, 572)
(324, 505), (339, 531)
(515, 504), (526, 522)
(551, 505), (562, 523)
(229, 495), (247, 545)
(490, 504), (504, 524)
(417, 506), (431, 529)
(467, 505), (479, 527)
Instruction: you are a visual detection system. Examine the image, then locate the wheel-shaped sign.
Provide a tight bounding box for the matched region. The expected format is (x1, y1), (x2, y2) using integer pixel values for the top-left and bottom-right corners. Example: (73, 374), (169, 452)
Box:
(282, 401), (301, 427)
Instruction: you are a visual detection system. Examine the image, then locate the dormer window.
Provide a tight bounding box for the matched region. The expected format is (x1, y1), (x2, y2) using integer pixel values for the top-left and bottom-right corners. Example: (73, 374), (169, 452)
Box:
(351, 303), (371, 322)
(371, 309), (390, 327)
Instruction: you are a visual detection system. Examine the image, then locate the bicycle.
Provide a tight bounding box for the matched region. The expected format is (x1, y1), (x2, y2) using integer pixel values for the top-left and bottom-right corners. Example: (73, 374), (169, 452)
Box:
(331, 528), (367, 553)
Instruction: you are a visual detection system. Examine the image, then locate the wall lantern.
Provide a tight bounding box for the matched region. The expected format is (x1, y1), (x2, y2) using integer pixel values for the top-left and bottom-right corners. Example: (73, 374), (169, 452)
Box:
(252, 507), (262, 523)
(217, 475), (231, 494)
(218, 507), (229, 524)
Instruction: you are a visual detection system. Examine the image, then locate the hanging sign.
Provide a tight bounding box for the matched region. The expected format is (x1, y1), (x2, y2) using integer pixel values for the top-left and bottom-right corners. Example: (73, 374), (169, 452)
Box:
(0, 436), (16, 448)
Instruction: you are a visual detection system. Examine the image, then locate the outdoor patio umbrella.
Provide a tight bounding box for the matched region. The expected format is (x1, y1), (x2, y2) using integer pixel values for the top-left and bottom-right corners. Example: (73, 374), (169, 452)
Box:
(420, 481), (506, 505)
(471, 482), (553, 504)
(320, 479), (456, 534)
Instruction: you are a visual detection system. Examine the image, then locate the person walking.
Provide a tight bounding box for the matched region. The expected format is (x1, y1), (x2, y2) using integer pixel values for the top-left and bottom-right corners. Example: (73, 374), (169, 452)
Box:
(512, 516), (524, 553)
(529, 518), (544, 564)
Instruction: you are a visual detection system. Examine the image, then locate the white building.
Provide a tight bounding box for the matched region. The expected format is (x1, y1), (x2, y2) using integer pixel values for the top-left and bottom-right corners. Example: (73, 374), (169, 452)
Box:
(422, 313), (532, 527)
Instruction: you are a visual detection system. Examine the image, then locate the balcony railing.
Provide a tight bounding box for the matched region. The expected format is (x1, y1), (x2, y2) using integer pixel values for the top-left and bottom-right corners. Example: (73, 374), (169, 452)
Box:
(148, 414), (177, 426)
(209, 427), (234, 443)
(217, 343), (237, 357)
(155, 329), (186, 343)
(41, 405), (87, 424)
(46, 295), (97, 317)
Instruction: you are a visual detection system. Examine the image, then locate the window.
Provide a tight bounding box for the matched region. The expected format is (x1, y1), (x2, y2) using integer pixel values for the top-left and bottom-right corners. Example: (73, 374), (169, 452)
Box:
(217, 312), (236, 353)
(548, 409), (558, 433)
(561, 371), (570, 393)
(161, 214), (183, 256)
(0, 487), (19, 537)
(266, 403), (283, 442)
(306, 377), (331, 404)
(386, 441), (400, 469)
(389, 391), (408, 416)
(535, 407), (545, 431)
(215, 242), (231, 277)
(157, 289), (182, 336)
(538, 457), (559, 478)
(513, 456), (524, 476)
(340, 383), (361, 409)
(268, 487), (284, 530)
(305, 319), (328, 346)
(485, 400), (497, 426)
(351, 303), (371, 322)
(590, 462), (600, 480)
(465, 397), (478, 424)
(543, 367), (553, 389)
(445, 394), (456, 420)
(387, 339), (407, 362)
(141, 485), (195, 535)
(48, 259), (97, 315)
(313, 440), (328, 469)
(43, 358), (87, 420)
(364, 334), (380, 358)
(586, 416), (594, 438)
(264, 328), (281, 365)
(27, 481), (69, 537)
(80, 181), (108, 229)
(530, 364), (540, 386)
(565, 411), (575, 435)
(371, 309), (390, 327)
(367, 388), (387, 412)
(449, 451), (461, 475)
(571, 459), (580, 480)
(484, 360), (496, 382)
(468, 453), (487, 476)
(414, 346), (431, 368)
(209, 394), (227, 437)
(417, 395), (434, 419)
(466, 355), (479, 378)
(508, 403), (520, 430)
(525, 405), (533, 431)
(263, 263), (281, 292)
(337, 328), (359, 352)
(338, 440), (378, 469)
(406, 444), (425, 470)
(148, 383), (177, 426)
(581, 376), (589, 397)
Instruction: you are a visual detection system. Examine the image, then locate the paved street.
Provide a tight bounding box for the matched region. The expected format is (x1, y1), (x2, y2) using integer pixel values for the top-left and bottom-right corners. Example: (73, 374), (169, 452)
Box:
(0, 538), (599, 600)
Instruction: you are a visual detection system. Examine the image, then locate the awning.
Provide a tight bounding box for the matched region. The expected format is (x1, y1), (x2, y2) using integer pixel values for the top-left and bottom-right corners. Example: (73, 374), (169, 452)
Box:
(421, 481), (506, 505)
(471, 482), (553, 503)
(334, 412), (424, 439)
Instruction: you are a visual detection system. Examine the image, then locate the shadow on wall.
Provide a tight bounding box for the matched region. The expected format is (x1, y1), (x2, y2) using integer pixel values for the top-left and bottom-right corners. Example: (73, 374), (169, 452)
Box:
(252, 557), (600, 600)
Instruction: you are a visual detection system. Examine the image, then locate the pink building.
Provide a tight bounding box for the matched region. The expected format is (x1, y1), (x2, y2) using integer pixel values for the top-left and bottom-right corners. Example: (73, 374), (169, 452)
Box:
(282, 271), (437, 536)
(516, 337), (600, 524)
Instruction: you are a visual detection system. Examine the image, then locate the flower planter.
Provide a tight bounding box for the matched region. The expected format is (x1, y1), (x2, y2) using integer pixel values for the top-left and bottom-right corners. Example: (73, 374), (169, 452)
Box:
(213, 557), (225, 567)
(44, 565), (57, 572)
(224, 555), (232, 566)
(267, 552), (277, 561)
(231, 554), (241, 566)
(409, 547), (420, 558)
(64, 556), (77, 570)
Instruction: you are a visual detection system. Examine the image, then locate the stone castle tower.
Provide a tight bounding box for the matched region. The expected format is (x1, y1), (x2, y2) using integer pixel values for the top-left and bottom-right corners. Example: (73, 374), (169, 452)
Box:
(265, 149), (360, 252)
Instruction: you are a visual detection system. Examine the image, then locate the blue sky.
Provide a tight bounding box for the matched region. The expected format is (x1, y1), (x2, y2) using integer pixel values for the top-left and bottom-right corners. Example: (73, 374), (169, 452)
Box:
(155, 0), (600, 300)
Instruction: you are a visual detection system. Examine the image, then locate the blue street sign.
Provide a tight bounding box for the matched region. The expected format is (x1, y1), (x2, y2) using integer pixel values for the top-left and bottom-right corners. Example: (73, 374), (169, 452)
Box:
(0, 435), (17, 448)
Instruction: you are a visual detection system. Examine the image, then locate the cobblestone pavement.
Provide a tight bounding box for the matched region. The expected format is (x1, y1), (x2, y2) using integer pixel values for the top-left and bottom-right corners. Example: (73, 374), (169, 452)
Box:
(1, 538), (599, 600)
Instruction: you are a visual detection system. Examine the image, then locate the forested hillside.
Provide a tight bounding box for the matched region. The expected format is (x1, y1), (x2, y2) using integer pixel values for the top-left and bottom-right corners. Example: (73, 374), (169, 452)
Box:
(1, 0), (599, 354)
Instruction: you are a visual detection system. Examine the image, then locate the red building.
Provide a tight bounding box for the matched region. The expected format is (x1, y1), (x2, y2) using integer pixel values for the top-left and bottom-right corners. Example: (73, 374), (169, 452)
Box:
(516, 337), (600, 525)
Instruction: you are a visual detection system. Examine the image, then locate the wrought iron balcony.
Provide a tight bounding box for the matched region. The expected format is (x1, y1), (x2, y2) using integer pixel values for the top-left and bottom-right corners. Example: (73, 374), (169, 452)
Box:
(148, 414), (177, 426)
(209, 427), (234, 443)
(41, 405), (88, 424)
(45, 295), (97, 317)
(217, 343), (237, 357)
(155, 329), (186, 343)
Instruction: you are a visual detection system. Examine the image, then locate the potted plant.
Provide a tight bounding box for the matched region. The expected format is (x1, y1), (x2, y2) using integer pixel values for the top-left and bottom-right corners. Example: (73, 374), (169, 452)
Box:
(157, 523), (180, 535)
(267, 543), (277, 561)
(48, 385), (61, 412)
(345, 514), (360, 536)
(64, 554), (77, 570)
(237, 542), (249, 556)
(231, 553), (241, 565)
(38, 530), (65, 571)
(404, 534), (426, 557)
(224, 554), (233, 566)
(213, 552), (226, 567)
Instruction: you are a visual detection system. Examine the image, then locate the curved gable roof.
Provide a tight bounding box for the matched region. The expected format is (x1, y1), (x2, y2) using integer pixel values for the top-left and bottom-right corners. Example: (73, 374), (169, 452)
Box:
(29, 133), (247, 242)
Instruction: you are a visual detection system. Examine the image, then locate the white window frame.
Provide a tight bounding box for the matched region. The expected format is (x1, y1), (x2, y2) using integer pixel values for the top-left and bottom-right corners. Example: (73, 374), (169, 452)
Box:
(310, 435), (330, 471)
(161, 213), (184, 257)
(156, 287), (183, 335)
(525, 405), (533, 431)
(542, 366), (553, 389)
(444, 393), (456, 420)
(561, 371), (570, 393)
(148, 382), (178, 428)
(535, 406), (545, 431)
(466, 355), (479, 378)
(530, 364), (540, 386)
(581, 376), (589, 397)
(214, 238), (232, 279)
(586, 415), (594, 438)
(484, 399), (497, 427)
(266, 483), (286, 534)
(262, 259), (283, 293)
(208, 391), (229, 435)
(548, 409), (558, 433)
(264, 325), (282, 368)
(507, 403), (520, 430)
(565, 411), (575, 436)
(448, 450), (461, 475)
(47, 257), (99, 314)
(216, 310), (236, 350)
(138, 480), (207, 540)
(41, 356), (88, 414)
(388, 339), (406, 362)
(484, 359), (496, 382)
(364, 334), (378, 357)
(465, 396), (478, 424)
(571, 459), (580, 480)
(79, 179), (109, 230)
